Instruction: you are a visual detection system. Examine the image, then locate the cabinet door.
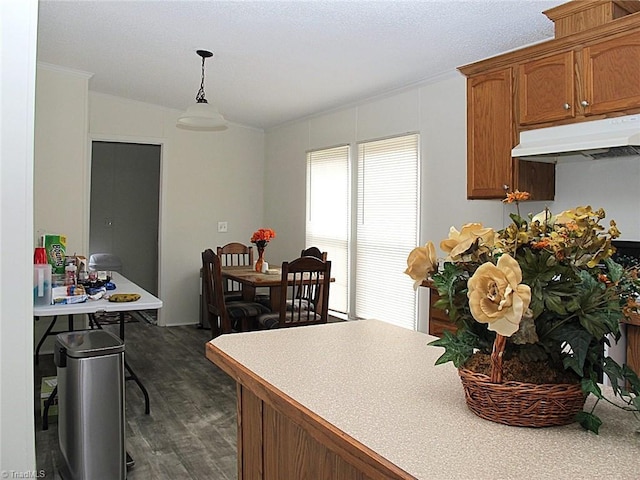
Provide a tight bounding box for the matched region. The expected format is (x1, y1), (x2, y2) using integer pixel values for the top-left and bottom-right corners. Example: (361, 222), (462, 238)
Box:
(582, 31), (640, 115)
(467, 68), (514, 199)
(518, 51), (575, 125)
(428, 287), (457, 338)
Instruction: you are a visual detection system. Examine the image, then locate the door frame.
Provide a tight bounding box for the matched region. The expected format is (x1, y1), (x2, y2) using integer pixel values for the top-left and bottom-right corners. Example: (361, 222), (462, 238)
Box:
(88, 133), (166, 325)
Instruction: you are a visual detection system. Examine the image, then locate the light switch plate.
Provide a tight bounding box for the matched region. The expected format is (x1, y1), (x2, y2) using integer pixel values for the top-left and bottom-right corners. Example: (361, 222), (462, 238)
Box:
(217, 221), (228, 233)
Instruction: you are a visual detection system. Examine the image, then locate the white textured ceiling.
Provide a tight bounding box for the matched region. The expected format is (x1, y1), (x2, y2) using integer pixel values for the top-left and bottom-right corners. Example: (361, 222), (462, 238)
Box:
(37, 0), (566, 130)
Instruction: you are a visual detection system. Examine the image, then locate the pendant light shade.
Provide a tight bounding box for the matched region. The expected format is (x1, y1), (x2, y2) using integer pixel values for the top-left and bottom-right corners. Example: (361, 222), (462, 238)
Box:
(177, 50), (227, 131)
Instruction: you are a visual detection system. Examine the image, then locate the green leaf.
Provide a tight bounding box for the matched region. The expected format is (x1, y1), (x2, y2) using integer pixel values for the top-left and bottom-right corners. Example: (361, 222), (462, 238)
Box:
(576, 411), (602, 434)
(604, 258), (624, 283)
(552, 324), (591, 376)
(509, 212), (526, 229)
(544, 295), (567, 315)
(581, 377), (602, 399)
(427, 330), (475, 368)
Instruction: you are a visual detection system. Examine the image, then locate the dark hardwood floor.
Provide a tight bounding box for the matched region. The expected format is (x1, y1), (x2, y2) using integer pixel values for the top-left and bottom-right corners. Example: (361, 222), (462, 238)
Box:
(34, 321), (238, 479)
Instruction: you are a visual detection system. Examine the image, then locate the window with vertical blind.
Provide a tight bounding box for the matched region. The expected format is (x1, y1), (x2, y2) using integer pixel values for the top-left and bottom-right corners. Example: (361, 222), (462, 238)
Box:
(355, 134), (420, 330)
(306, 134), (419, 329)
(306, 145), (350, 313)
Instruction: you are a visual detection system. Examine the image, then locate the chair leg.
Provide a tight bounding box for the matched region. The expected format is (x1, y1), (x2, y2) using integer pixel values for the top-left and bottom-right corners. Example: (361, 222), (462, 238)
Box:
(209, 312), (222, 338)
(240, 317), (249, 332)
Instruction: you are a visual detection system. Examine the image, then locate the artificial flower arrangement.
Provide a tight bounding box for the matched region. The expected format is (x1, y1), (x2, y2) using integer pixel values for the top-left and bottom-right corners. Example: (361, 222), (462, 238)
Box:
(250, 228), (276, 248)
(405, 192), (640, 433)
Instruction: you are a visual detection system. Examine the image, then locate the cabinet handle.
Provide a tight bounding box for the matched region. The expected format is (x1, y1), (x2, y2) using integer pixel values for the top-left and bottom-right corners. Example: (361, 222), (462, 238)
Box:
(580, 100), (590, 107)
(503, 184), (509, 192)
(563, 103), (571, 110)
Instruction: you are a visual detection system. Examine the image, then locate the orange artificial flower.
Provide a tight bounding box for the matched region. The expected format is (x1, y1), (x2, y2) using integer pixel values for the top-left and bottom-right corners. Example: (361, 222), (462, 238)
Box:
(251, 228), (276, 244)
(502, 190), (531, 204)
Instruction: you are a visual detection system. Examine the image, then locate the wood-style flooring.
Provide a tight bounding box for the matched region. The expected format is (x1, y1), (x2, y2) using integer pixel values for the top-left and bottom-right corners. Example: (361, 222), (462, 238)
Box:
(34, 321), (238, 479)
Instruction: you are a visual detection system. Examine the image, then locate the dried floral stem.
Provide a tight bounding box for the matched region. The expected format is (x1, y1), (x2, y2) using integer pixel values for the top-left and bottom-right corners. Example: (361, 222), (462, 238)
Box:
(490, 334), (507, 383)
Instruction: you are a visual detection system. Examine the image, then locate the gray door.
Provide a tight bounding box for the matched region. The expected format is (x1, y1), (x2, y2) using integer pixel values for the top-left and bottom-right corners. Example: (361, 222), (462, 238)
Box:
(90, 142), (160, 295)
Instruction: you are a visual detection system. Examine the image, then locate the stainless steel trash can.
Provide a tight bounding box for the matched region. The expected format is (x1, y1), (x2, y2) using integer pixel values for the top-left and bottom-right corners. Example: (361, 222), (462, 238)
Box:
(54, 330), (126, 480)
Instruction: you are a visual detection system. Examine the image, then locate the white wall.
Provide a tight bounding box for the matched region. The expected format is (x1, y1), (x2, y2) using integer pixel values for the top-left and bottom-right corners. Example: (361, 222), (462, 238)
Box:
(33, 70), (266, 330)
(89, 94), (266, 326)
(265, 74), (512, 262)
(34, 65), (91, 252)
(264, 72), (640, 332)
(1, 0), (38, 472)
(264, 74), (513, 331)
(555, 157), (640, 239)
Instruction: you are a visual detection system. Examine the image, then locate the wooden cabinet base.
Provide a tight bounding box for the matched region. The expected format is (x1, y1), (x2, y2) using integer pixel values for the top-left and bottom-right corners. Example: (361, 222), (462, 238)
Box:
(626, 321), (640, 377)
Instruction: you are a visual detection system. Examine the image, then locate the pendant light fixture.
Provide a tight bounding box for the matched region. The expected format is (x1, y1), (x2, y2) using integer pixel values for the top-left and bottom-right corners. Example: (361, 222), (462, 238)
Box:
(177, 49), (227, 131)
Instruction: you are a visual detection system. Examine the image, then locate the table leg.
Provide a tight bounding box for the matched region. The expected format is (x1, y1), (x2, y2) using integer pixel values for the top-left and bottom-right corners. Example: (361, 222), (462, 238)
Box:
(269, 286), (282, 311)
(119, 311), (125, 340)
(124, 358), (150, 414)
(35, 315), (58, 365)
(242, 285), (257, 302)
(42, 385), (58, 431)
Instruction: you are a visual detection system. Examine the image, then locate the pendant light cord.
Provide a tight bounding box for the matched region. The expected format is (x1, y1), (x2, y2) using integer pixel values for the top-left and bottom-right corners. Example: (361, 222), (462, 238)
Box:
(196, 55), (208, 104)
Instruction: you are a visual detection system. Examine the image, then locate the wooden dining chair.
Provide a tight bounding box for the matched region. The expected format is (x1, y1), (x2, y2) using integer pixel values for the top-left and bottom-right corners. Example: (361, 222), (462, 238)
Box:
(257, 256), (331, 330)
(300, 246), (327, 261)
(202, 249), (270, 338)
(217, 242), (254, 302)
(297, 247), (328, 307)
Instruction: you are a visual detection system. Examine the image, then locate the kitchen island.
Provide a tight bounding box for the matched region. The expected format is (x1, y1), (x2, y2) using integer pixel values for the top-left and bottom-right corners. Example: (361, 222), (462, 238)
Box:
(206, 319), (639, 480)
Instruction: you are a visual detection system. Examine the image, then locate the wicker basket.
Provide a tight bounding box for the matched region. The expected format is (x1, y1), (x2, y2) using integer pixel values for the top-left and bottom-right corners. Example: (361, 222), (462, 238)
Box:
(458, 367), (586, 428)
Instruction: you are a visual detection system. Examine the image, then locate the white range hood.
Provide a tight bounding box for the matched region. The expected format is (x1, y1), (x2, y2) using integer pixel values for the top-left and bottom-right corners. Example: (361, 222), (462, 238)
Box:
(512, 114), (640, 160)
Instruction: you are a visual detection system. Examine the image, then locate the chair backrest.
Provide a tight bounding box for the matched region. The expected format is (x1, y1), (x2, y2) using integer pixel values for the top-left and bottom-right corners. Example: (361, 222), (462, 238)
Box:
(202, 249), (232, 337)
(217, 242), (254, 266)
(217, 242), (254, 295)
(276, 256), (332, 328)
(300, 246), (328, 262)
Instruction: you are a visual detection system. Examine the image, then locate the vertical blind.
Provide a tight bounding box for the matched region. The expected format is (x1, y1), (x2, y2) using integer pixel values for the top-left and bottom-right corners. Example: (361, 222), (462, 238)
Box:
(306, 145), (350, 313)
(355, 134), (420, 330)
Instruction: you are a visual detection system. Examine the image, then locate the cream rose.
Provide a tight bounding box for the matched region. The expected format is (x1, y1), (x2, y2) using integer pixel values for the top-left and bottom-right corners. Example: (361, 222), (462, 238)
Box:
(467, 254), (532, 337)
(440, 223), (496, 260)
(404, 242), (438, 290)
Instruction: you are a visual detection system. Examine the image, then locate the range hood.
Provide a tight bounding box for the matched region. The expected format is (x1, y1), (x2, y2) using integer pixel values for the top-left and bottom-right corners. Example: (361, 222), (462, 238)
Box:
(512, 114), (640, 160)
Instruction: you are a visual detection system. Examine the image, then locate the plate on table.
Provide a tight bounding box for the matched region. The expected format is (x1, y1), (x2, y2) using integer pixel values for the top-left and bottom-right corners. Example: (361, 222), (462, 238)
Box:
(266, 269), (279, 275)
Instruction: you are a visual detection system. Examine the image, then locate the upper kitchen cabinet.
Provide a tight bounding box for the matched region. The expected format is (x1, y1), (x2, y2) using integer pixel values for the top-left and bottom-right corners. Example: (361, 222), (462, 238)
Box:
(582, 31), (640, 116)
(466, 69), (515, 199)
(459, 0), (640, 200)
(518, 31), (640, 126)
(518, 51), (576, 126)
(465, 68), (556, 200)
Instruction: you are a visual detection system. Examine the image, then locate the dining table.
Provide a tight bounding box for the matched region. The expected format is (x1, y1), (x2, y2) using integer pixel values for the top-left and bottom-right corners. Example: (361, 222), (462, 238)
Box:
(221, 266), (334, 312)
(221, 266), (289, 310)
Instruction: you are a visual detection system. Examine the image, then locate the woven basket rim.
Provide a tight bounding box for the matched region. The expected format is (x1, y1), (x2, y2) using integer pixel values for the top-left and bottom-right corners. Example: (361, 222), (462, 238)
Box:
(458, 366), (583, 390)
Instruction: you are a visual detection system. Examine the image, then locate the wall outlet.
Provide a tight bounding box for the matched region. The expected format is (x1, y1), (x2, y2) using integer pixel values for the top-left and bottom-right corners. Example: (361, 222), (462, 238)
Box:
(217, 221), (228, 233)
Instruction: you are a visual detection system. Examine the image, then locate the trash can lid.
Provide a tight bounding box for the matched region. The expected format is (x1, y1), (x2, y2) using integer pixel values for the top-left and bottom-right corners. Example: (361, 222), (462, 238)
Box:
(55, 330), (124, 358)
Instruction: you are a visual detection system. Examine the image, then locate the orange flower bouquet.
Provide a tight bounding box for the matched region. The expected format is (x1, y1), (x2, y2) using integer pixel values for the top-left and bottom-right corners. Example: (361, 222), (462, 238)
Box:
(250, 228), (276, 248)
(251, 228), (276, 272)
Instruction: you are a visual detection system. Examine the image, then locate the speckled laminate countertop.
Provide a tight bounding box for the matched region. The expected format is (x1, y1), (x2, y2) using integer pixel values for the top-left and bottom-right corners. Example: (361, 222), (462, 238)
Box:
(208, 319), (640, 480)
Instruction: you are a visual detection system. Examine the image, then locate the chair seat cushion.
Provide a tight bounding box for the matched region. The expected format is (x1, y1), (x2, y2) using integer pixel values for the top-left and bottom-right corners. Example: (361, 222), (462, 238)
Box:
(226, 301), (270, 320)
(286, 299), (314, 312)
(255, 294), (271, 308)
(258, 310), (323, 329)
(224, 293), (244, 302)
